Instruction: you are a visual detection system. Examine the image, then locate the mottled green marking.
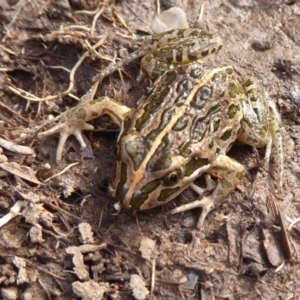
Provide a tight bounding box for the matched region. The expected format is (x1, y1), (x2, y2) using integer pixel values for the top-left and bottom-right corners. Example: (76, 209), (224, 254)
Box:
(146, 134), (173, 172)
(226, 67), (234, 75)
(189, 117), (208, 143)
(135, 89), (169, 131)
(227, 104), (240, 118)
(221, 129), (232, 141)
(153, 47), (174, 63)
(242, 116), (254, 128)
(111, 157), (118, 182)
(178, 142), (192, 157)
(176, 79), (193, 95)
(76, 108), (87, 120)
(184, 158), (209, 176)
(179, 104), (221, 157)
(220, 178), (233, 188)
(208, 137), (214, 148)
(213, 119), (220, 131)
(162, 69), (178, 86)
(228, 82), (237, 98)
(177, 30), (184, 38)
(157, 187), (180, 202)
(175, 94), (188, 107)
(115, 163), (128, 202)
(235, 82), (246, 95)
(150, 61), (170, 79)
(218, 89), (225, 97)
(172, 115), (189, 131)
(90, 97), (124, 106)
(148, 152), (172, 172)
(121, 116), (132, 136)
(211, 70), (227, 84)
(125, 138), (147, 171)
(190, 67), (204, 78)
(191, 85), (212, 109)
(129, 192), (147, 210)
(146, 107), (176, 143)
(244, 78), (255, 87)
(90, 98), (103, 105)
(175, 47), (183, 62)
(130, 179), (161, 210)
(175, 79), (193, 106)
(236, 170), (245, 180)
(113, 142), (120, 160)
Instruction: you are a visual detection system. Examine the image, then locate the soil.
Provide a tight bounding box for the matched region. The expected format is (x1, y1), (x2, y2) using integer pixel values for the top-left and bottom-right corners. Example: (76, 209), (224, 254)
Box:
(0, 0), (300, 299)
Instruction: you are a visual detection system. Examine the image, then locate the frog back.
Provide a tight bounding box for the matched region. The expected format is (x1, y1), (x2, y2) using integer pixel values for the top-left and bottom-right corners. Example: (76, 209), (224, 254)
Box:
(112, 62), (244, 210)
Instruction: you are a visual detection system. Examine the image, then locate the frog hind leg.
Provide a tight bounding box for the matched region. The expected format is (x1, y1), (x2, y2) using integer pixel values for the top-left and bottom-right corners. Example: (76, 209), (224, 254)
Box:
(171, 154), (245, 228)
(265, 94), (294, 188)
(237, 77), (294, 188)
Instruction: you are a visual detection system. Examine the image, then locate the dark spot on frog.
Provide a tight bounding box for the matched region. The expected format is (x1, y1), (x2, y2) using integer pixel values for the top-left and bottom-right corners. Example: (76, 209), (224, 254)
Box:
(201, 50), (209, 57)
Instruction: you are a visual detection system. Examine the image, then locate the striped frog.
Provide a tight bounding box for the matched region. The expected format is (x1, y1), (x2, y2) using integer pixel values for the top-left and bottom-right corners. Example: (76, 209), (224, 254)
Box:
(39, 29), (294, 227)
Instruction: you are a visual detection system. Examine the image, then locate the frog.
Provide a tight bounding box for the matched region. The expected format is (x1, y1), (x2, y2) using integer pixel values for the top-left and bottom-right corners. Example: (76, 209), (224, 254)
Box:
(38, 28), (294, 228)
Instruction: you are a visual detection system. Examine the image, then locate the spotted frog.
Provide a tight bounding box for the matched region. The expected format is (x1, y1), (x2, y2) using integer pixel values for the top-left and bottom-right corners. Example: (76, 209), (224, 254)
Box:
(38, 29), (294, 227)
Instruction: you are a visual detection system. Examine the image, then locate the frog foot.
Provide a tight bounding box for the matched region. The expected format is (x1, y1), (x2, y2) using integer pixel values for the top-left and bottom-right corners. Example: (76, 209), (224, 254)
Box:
(171, 196), (215, 228)
(38, 121), (94, 162)
(170, 175), (216, 227)
(189, 174), (216, 197)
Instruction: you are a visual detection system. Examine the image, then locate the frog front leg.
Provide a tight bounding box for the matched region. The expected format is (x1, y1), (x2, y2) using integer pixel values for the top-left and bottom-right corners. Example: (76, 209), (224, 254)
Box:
(237, 77), (294, 188)
(171, 154), (245, 228)
(38, 97), (131, 162)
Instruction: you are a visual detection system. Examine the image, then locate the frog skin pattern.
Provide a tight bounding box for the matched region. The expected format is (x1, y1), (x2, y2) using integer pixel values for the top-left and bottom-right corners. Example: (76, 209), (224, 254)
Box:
(38, 28), (294, 227)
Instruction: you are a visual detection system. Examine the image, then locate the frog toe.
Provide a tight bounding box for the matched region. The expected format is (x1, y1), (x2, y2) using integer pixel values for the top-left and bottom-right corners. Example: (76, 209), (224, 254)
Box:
(170, 196), (215, 228)
(39, 121), (94, 162)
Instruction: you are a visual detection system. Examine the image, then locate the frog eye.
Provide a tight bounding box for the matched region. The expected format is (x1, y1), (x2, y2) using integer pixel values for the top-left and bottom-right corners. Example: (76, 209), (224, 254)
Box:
(169, 173), (178, 183)
(163, 169), (182, 186)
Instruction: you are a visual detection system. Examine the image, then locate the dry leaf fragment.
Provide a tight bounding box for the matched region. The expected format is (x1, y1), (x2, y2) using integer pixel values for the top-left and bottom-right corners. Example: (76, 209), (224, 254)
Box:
(0, 162), (43, 185)
(130, 274), (149, 300)
(266, 195), (292, 261)
(262, 228), (283, 267)
(0, 138), (35, 156)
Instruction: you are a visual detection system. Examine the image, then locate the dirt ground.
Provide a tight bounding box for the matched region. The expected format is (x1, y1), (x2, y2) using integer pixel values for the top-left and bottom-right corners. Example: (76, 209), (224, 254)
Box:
(0, 0), (300, 299)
